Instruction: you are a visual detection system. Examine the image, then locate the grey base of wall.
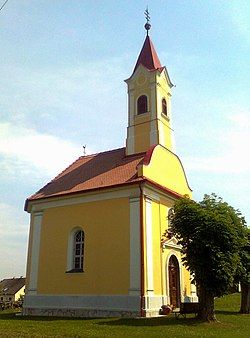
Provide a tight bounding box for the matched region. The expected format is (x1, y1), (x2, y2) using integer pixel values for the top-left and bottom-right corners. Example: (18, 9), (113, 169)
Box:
(23, 294), (142, 318)
(22, 307), (140, 318)
(22, 294), (197, 318)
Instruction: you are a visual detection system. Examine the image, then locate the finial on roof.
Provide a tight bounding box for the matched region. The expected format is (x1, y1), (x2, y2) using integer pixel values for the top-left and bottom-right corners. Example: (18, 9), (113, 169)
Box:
(144, 6), (151, 36)
(82, 145), (86, 156)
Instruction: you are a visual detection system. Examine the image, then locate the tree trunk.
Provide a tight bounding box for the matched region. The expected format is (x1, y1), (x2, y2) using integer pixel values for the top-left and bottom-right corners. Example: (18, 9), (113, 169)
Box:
(240, 282), (250, 314)
(197, 286), (217, 321)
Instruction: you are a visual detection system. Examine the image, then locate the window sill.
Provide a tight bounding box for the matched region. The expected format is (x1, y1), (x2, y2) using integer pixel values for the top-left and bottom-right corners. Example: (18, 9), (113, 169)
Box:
(135, 111), (150, 118)
(66, 268), (84, 273)
(161, 112), (170, 121)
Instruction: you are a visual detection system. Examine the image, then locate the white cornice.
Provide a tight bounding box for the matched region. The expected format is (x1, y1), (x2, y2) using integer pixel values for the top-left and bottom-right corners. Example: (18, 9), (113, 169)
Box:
(27, 186), (140, 214)
(162, 236), (182, 250)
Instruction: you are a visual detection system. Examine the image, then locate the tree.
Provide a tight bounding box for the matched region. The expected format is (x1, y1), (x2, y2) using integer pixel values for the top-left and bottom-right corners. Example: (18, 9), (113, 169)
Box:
(239, 229), (250, 313)
(170, 194), (247, 322)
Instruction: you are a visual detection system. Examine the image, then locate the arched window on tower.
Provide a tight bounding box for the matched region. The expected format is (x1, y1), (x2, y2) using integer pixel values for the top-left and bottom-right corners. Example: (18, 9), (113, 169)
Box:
(162, 98), (167, 116)
(137, 95), (148, 115)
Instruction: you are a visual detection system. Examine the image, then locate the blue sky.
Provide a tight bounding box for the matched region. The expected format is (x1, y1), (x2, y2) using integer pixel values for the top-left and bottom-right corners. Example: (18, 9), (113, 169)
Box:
(0, 0), (249, 278)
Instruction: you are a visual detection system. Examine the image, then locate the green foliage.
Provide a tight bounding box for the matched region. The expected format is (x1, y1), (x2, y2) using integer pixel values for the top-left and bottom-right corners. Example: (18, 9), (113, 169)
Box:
(239, 228), (250, 284)
(171, 194), (247, 297)
(18, 294), (24, 301)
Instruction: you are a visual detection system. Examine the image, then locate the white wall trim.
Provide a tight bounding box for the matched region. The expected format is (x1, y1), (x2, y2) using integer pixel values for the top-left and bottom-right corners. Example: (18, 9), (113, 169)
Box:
(129, 197), (141, 295)
(126, 126), (135, 155)
(29, 187), (140, 213)
(128, 88), (135, 124)
(28, 212), (43, 295)
(150, 82), (158, 145)
(145, 198), (154, 295)
(126, 87), (135, 155)
(143, 185), (177, 204)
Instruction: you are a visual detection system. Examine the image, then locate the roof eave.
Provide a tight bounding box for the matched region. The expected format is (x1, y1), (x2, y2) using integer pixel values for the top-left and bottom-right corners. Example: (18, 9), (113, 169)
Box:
(24, 179), (145, 213)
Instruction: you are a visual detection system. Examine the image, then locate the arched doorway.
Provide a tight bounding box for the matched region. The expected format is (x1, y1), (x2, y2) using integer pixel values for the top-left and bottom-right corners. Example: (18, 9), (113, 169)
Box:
(168, 255), (181, 308)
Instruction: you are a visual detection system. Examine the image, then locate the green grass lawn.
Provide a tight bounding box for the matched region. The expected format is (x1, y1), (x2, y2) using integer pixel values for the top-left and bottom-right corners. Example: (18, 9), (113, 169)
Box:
(0, 293), (248, 337)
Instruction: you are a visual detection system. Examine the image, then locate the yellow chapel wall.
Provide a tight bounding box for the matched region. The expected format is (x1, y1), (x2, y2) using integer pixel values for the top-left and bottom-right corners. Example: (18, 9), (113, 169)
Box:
(140, 145), (192, 197)
(132, 69), (156, 154)
(36, 197), (130, 295)
(126, 67), (158, 154)
(133, 113), (151, 153)
(156, 73), (173, 150)
(126, 67), (175, 155)
(142, 196), (192, 298)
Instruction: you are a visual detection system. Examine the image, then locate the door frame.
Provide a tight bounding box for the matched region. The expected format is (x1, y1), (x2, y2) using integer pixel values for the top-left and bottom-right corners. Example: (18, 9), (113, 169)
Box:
(165, 252), (182, 307)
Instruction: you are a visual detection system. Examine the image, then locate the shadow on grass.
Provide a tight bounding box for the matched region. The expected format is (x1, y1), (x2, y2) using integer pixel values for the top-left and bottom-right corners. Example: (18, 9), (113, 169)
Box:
(0, 311), (238, 327)
(215, 310), (240, 316)
(0, 312), (205, 327)
(97, 316), (204, 327)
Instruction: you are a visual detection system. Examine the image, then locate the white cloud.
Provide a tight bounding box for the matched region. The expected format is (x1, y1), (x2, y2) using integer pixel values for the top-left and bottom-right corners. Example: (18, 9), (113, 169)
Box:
(0, 122), (85, 179)
(0, 56), (128, 117)
(183, 112), (250, 174)
(229, 111), (250, 128)
(0, 56), (128, 152)
(0, 203), (27, 237)
(0, 203), (29, 279)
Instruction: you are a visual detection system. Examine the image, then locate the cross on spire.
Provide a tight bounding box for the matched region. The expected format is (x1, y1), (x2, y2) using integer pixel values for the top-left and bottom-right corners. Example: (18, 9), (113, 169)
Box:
(144, 7), (151, 35)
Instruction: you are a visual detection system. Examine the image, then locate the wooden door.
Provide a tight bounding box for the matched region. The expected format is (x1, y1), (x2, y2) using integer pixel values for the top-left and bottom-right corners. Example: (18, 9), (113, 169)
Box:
(168, 255), (181, 308)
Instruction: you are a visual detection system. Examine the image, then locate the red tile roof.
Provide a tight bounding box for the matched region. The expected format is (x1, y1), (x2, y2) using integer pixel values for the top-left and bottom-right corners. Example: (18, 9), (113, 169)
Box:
(25, 146), (184, 211)
(26, 148), (145, 205)
(133, 36), (162, 73)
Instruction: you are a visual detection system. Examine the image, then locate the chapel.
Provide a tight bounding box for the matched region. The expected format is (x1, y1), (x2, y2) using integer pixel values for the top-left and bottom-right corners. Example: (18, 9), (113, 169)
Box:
(23, 18), (197, 317)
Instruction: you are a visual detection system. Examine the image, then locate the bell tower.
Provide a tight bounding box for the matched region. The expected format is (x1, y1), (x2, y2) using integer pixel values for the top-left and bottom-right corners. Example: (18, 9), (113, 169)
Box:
(125, 14), (174, 155)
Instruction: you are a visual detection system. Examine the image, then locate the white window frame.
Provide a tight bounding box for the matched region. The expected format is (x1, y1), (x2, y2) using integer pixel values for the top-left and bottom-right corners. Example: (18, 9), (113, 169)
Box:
(66, 227), (85, 273)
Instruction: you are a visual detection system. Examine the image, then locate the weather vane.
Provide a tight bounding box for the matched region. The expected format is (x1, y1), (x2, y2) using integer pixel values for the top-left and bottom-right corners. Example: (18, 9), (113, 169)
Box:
(0, 0), (9, 12)
(82, 145), (86, 156)
(144, 7), (151, 35)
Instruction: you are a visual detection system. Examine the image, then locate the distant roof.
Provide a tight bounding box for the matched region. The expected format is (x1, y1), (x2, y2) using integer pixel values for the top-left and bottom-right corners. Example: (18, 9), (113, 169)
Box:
(133, 35), (163, 74)
(25, 148), (145, 207)
(0, 278), (25, 295)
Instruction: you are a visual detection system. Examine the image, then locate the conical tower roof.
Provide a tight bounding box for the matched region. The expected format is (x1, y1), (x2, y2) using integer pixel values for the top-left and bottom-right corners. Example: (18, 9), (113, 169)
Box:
(133, 35), (162, 73)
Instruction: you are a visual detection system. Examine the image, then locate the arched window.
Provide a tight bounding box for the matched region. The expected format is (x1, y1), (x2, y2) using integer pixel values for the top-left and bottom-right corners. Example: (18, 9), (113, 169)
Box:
(162, 98), (167, 116)
(67, 228), (85, 273)
(73, 230), (84, 270)
(137, 95), (148, 115)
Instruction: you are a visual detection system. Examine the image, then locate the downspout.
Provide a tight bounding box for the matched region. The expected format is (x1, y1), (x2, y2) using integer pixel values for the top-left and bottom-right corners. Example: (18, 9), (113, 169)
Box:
(139, 184), (145, 317)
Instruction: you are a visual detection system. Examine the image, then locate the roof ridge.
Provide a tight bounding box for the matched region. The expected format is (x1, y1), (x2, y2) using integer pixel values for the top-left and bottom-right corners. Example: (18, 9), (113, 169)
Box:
(84, 147), (125, 158)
